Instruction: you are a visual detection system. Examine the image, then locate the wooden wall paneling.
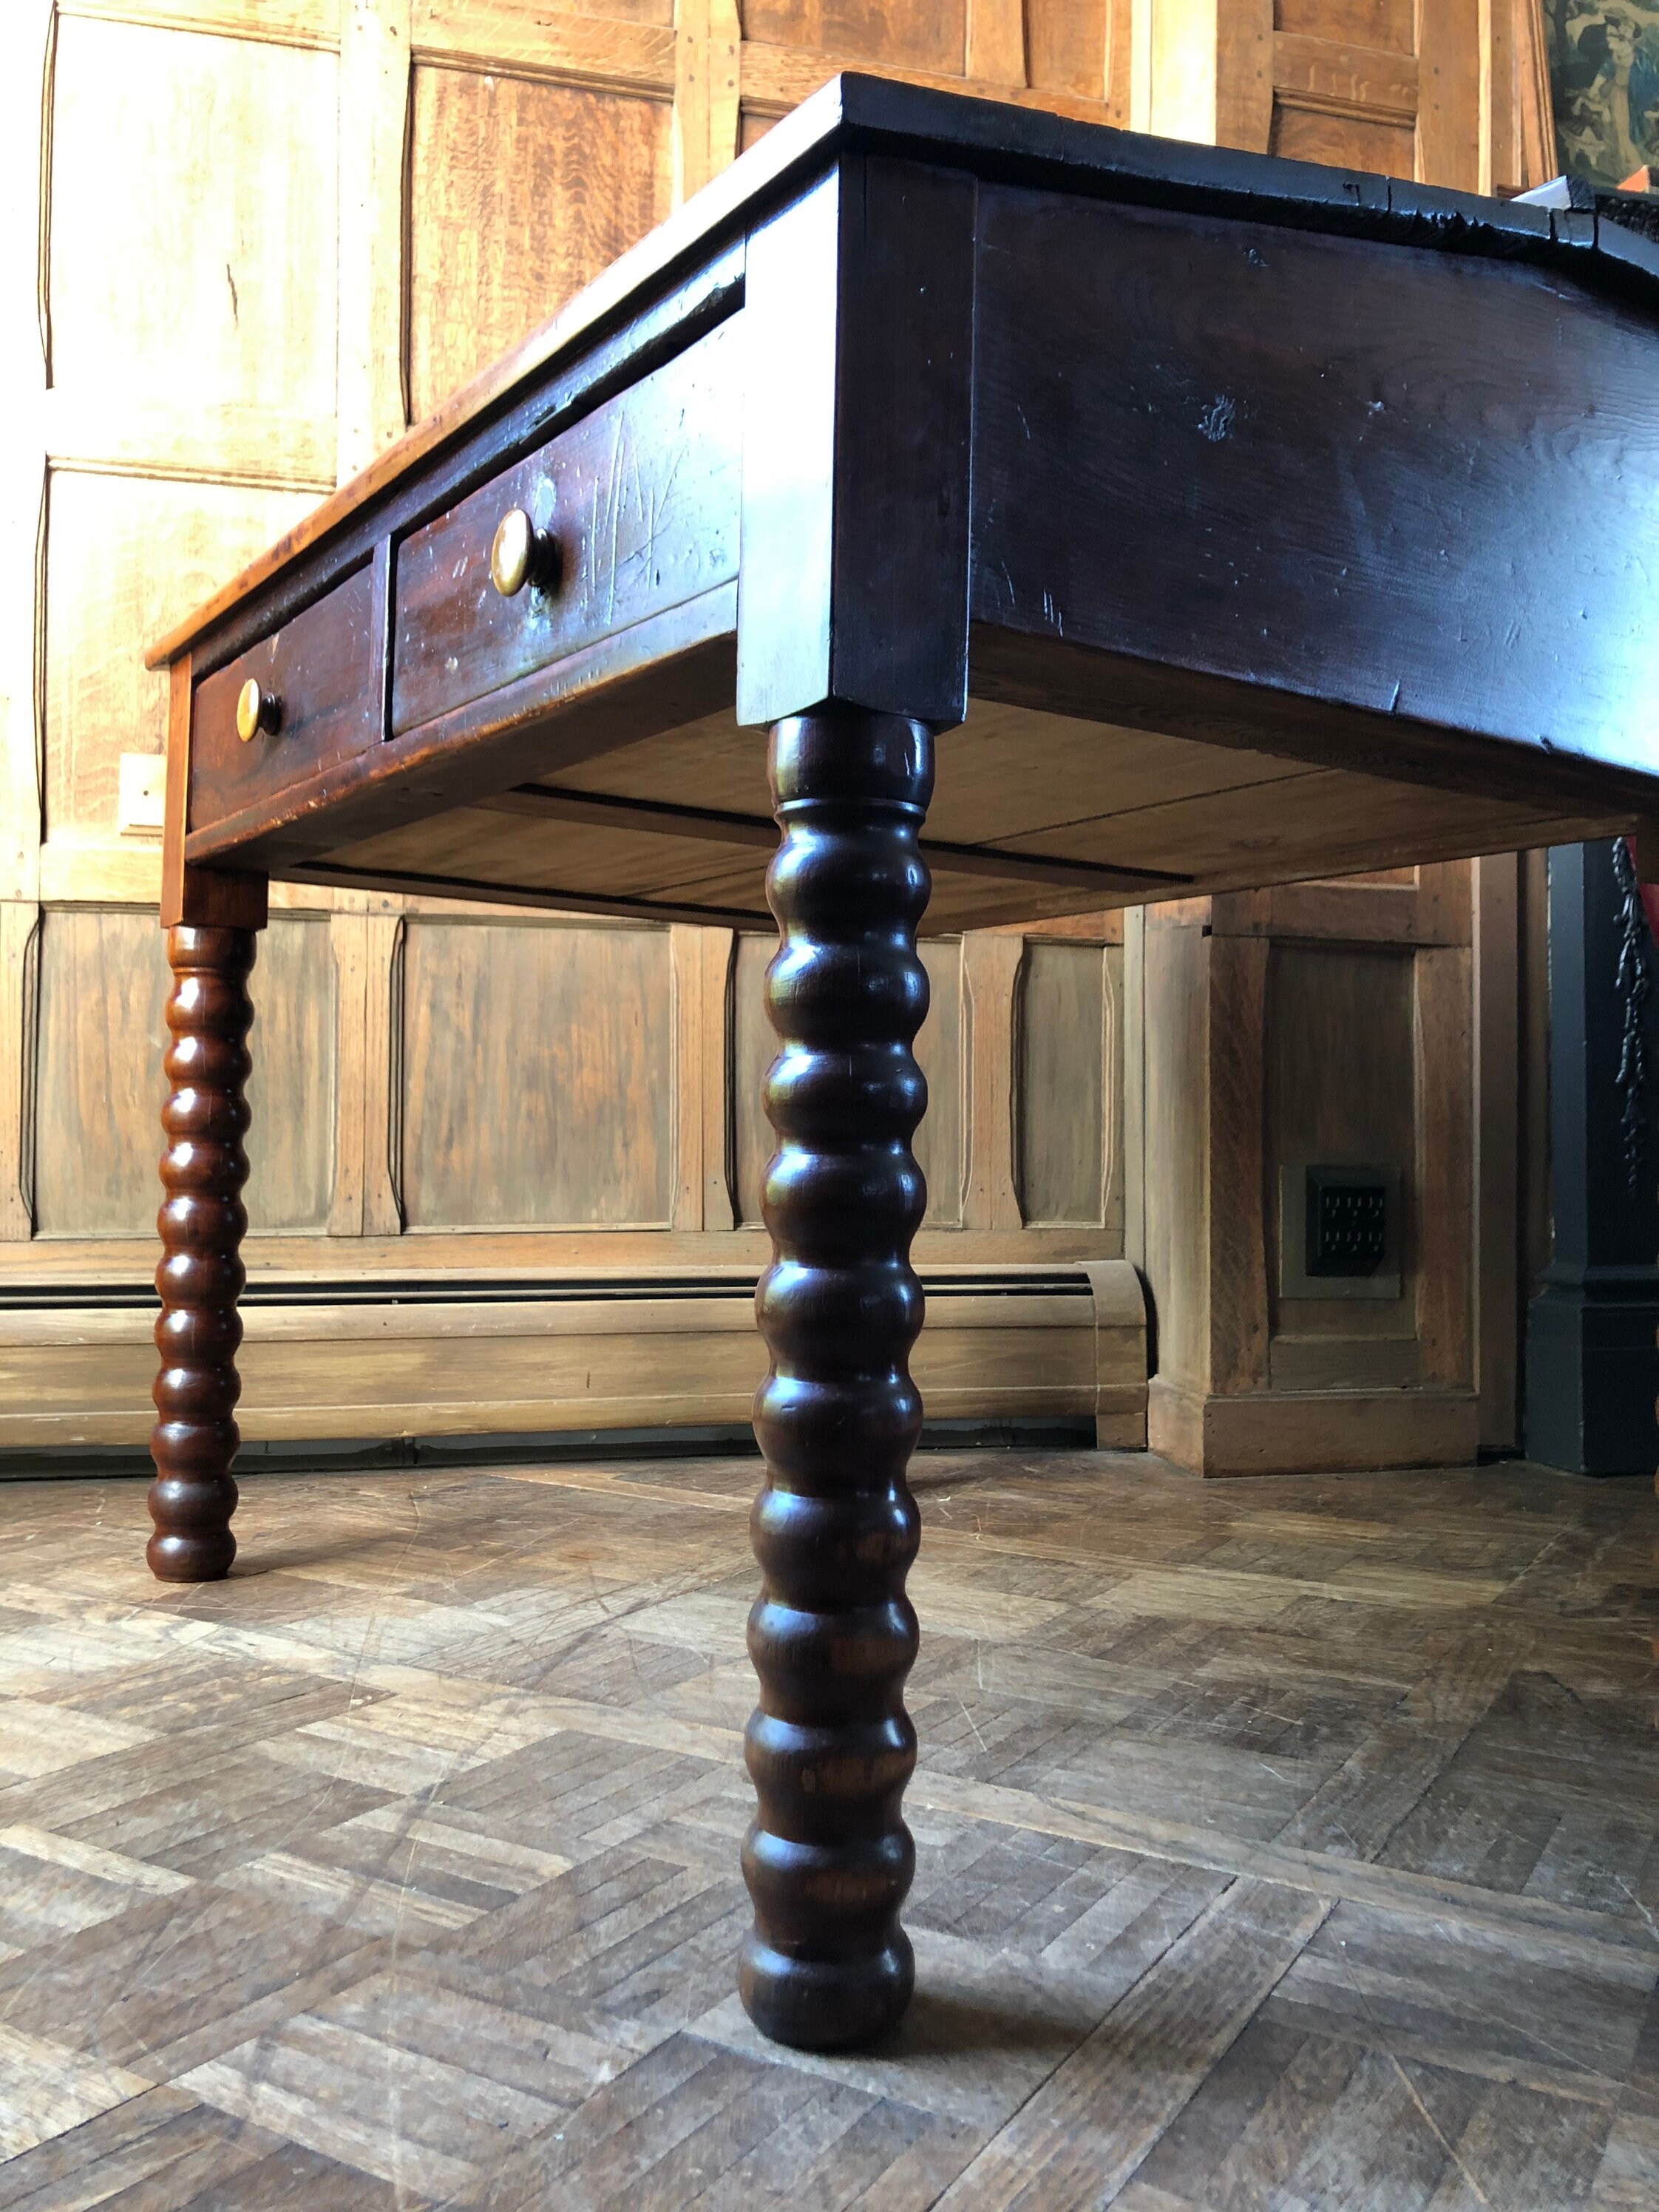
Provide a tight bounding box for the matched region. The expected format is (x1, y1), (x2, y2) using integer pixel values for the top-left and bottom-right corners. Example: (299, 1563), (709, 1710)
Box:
(1270, 33), (1417, 127)
(32, 906), (170, 1236)
(413, 0), (674, 86)
(1274, 0), (1413, 49)
(699, 925), (736, 1229)
(242, 912), (339, 1234)
(1513, 0), (1555, 192)
(916, 938), (967, 1229)
(1121, 902), (1145, 1269)
(339, 0), (413, 478)
(1263, 940), (1419, 1385)
(1141, 911), (1210, 1398)
(398, 916), (676, 1227)
(1025, 0), (1116, 104)
(1270, 98), (1414, 172)
(668, 922), (736, 1229)
(1519, 844), (1552, 1309)
(670, 923), (702, 1231)
(1102, 939), (1124, 1233)
(730, 930), (771, 1227)
(0, 0), (50, 918)
(0, 0), (44, 1270)
(739, 0), (967, 77)
(47, 15), (339, 424)
(327, 899), (371, 1235)
(31, 903), (337, 1240)
(1216, 0), (1273, 150)
(962, 932), (1022, 1230)
(1416, 940), (1476, 1390)
(1473, 852), (1520, 1450)
(672, 0), (741, 204)
(1145, 0), (1272, 151)
(1479, 0), (1513, 198)
(967, 0), (1028, 87)
(44, 473), (316, 844)
(404, 58), (673, 423)
(56, 0), (341, 45)
(1206, 931), (1269, 1392)
(361, 907), (407, 1234)
(1017, 938), (1107, 1226)
(0, 903), (41, 1242)
(1414, 0), (1482, 191)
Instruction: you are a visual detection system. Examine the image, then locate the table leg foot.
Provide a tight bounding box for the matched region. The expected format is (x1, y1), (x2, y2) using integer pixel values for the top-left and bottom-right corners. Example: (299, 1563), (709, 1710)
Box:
(742, 705), (934, 2052)
(148, 923), (256, 1584)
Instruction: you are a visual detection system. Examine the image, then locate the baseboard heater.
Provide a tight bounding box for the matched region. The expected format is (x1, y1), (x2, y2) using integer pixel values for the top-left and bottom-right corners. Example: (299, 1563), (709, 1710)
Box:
(0, 1260), (1147, 1462)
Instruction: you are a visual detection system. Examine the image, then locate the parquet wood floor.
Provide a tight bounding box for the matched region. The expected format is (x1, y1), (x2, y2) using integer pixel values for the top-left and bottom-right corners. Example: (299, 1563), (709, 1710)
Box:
(0, 1448), (1655, 2210)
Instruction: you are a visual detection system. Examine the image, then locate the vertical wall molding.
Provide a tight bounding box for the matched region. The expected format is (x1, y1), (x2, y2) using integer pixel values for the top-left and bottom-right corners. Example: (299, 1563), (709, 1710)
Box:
(705, 926), (736, 1232)
(1205, 932), (1269, 1394)
(1473, 852), (1520, 1449)
(673, 0), (741, 207)
(966, 0), (1027, 88)
(0, 902), (40, 1241)
(962, 934), (1023, 1230)
(337, 0), (411, 481)
(361, 910), (406, 1235)
(1415, 942), (1476, 1387)
(671, 922), (736, 1230)
(326, 898), (370, 1237)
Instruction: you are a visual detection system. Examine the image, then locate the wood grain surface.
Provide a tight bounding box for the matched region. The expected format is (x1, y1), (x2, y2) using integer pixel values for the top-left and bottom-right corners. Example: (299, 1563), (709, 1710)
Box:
(393, 318), (741, 737)
(191, 563), (381, 834)
(742, 707), (935, 2049)
(147, 923), (259, 1582)
(0, 1442), (1652, 2202)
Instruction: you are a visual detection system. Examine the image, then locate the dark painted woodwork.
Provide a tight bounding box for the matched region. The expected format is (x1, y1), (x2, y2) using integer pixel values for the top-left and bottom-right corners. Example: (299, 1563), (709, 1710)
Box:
(738, 156), (975, 726)
(191, 565), (380, 835)
(742, 705), (932, 2049)
(393, 318), (742, 738)
(971, 186), (1659, 791)
(1527, 839), (1659, 1476)
(148, 920), (259, 1582)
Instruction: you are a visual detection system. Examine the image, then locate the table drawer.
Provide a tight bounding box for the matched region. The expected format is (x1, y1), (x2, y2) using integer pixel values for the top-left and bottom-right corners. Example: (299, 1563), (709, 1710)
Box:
(390, 316), (740, 738)
(191, 564), (380, 832)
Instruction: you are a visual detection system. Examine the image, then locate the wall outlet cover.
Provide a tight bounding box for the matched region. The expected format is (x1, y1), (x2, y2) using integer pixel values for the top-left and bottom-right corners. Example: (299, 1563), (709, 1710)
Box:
(118, 753), (166, 837)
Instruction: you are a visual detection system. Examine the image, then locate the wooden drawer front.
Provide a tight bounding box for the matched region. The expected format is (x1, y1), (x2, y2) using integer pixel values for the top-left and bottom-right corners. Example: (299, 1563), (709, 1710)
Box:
(191, 565), (379, 832)
(391, 317), (740, 738)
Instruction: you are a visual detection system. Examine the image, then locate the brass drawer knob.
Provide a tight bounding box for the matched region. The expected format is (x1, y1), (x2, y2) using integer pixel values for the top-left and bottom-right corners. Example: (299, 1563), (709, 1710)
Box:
(236, 678), (281, 743)
(490, 506), (552, 597)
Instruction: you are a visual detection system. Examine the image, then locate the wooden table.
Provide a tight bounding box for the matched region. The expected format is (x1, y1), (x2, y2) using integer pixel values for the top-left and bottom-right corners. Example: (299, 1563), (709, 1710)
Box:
(146, 75), (1659, 2052)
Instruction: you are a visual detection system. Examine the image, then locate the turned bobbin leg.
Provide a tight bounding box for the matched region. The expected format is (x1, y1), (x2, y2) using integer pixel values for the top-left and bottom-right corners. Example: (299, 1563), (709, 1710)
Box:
(148, 923), (257, 1582)
(742, 704), (934, 2051)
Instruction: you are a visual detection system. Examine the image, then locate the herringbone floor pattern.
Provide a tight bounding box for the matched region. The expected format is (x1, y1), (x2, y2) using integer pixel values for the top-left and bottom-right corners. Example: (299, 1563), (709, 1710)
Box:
(0, 1448), (1655, 2209)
